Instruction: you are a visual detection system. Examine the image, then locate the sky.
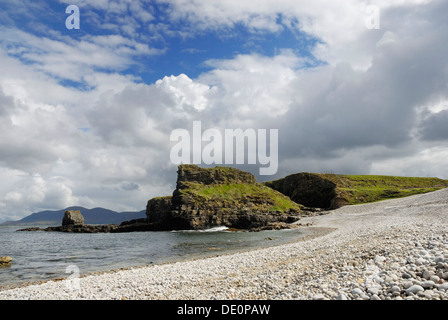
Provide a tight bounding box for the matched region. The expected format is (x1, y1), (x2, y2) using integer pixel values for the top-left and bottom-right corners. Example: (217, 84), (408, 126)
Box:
(0, 0), (447, 222)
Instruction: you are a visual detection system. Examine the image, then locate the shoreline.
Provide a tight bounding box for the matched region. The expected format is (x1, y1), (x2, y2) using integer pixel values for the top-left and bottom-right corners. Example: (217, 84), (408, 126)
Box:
(1, 188), (447, 300)
(0, 226), (335, 292)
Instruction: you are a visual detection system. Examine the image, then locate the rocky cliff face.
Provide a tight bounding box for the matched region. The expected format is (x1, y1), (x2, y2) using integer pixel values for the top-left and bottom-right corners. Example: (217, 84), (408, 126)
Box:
(264, 173), (340, 209)
(62, 210), (85, 227)
(176, 164), (257, 185)
(264, 172), (448, 209)
(19, 166), (305, 233)
(145, 165), (303, 231)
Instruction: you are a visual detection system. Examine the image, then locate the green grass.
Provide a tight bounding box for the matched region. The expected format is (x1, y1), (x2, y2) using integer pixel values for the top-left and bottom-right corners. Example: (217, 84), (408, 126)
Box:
(318, 174), (448, 205)
(180, 182), (302, 213)
(178, 165), (448, 211)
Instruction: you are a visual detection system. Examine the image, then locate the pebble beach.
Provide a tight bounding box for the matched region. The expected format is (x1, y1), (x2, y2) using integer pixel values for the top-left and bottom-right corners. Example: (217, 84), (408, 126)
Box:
(1, 188), (448, 300)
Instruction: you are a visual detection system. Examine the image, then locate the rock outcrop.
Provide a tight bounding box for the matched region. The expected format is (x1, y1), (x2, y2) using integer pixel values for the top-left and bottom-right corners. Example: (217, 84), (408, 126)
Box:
(264, 173), (339, 209)
(264, 172), (448, 209)
(145, 165), (303, 231)
(0, 256), (12, 266)
(62, 210), (85, 227)
(176, 164), (257, 185)
(17, 168), (448, 233)
(18, 165), (306, 232)
(18, 210), (120, 233)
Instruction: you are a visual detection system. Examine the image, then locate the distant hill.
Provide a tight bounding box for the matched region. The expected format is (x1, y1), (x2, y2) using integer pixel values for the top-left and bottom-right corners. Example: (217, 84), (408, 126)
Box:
(0, 206), (146, 227)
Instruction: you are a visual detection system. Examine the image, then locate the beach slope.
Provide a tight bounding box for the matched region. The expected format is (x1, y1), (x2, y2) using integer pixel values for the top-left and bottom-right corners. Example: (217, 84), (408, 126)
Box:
(1, 188), (447, 300)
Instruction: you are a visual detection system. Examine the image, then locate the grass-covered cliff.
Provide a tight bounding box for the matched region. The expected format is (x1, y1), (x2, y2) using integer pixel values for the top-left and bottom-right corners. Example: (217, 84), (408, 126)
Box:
(265, 173), (448, 209)
(191, 183), (301, 213)
(324, 174), (448, 206)
(147, 165), (303, 230)
(144, 165), (448, 231)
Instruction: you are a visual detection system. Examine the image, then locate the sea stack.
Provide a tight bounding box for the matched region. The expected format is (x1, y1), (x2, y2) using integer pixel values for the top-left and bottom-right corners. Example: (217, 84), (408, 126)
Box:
(62, 210), (85, 227)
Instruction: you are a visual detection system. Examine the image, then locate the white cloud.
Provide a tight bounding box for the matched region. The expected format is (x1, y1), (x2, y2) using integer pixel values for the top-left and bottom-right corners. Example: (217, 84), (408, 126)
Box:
(162, 0), (441, 69)
(200, 51), (300, 122)
(0, 169), (81, 219)
(0, 27), (160, 83)
(155, 74), (213, 112)
(1, 0), (448, 222)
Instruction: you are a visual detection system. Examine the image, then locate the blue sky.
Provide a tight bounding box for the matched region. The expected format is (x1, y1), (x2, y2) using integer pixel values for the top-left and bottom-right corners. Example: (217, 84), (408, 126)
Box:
(0, 0), (448, 221)
(1, 1), (321, 85)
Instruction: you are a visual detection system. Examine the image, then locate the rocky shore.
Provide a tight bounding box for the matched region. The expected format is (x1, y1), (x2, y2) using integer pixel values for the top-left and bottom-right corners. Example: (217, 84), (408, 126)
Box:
(18, 165), (308, 233)
(1, 188), (447, 300)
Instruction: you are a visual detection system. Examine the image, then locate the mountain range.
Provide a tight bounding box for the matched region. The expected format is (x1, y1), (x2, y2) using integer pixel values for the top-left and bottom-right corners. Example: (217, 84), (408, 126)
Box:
(0, 206), (146, 227)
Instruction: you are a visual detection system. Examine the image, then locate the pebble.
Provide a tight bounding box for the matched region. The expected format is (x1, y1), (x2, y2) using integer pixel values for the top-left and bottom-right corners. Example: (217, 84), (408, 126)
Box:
(439, 283), (448, 291)
(367, 287), (380, 295)
(390, 286), (401, 293)
(430, 275), (440, 283)
(336, 293), (348, 300)
(351, 288), (363, 296)
(390, 263), (400, 270)
(423, 270), (434, 280)
(406, 285), (424, 295)
(421, 281), (435, 289)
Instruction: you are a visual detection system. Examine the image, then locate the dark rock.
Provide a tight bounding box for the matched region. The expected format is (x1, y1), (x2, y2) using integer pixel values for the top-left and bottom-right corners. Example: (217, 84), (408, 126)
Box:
(112, 218), (154, 233)
(264, 172), (338, 209)
(18, 165), (306, 233)
(176, 164), (257, 186)
(250, 222), (301, 232)
(145, 165), (303, 231)
(146, 196), (175, 229)
(17, 210), (121, 233)
(62, 224), (119, 233)
(16, 227), (43, 232)
(62, 210), (84, 227)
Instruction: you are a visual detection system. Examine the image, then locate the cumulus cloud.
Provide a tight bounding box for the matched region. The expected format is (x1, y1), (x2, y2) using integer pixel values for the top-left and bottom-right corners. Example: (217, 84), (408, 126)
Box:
(200, 51), (300, 121)
(0, 168), (83, 220)
(0, 85), (78, 172)
(0, 27), (163, 84)
(268, 0), (448, 172)
(0, 0), (448, 222)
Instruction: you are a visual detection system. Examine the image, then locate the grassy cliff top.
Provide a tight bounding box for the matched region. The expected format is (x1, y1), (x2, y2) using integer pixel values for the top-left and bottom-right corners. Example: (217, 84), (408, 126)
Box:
(177, 164), (257, 186)
(312, 173), (448, 206)
(173, 165), (448, 212)
(177, 181), (303, 213)
(264, 172), (448, 208)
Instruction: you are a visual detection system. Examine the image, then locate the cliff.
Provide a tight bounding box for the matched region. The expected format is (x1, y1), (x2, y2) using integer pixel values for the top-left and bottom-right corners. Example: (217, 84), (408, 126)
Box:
(146, 165), (304, 231)
(265, 173), (448, 209)
(19, 166), (305, 233)
(17, 166), (448, 233)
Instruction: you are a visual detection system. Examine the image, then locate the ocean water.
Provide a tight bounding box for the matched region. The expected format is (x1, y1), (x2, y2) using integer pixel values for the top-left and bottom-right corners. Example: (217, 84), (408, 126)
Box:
(0, 226), (311, 288)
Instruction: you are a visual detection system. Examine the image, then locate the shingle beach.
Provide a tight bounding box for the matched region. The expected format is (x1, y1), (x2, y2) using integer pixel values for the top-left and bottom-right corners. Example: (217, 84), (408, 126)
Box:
(1, 188), (447, 300)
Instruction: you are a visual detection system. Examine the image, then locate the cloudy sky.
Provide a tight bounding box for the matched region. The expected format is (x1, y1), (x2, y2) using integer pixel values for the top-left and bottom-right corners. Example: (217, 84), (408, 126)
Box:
(0, 0), (447, 222)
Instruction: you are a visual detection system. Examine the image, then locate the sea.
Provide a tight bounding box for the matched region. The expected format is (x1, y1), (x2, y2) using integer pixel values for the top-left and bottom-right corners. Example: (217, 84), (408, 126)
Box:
(0, 226), (312, 288)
